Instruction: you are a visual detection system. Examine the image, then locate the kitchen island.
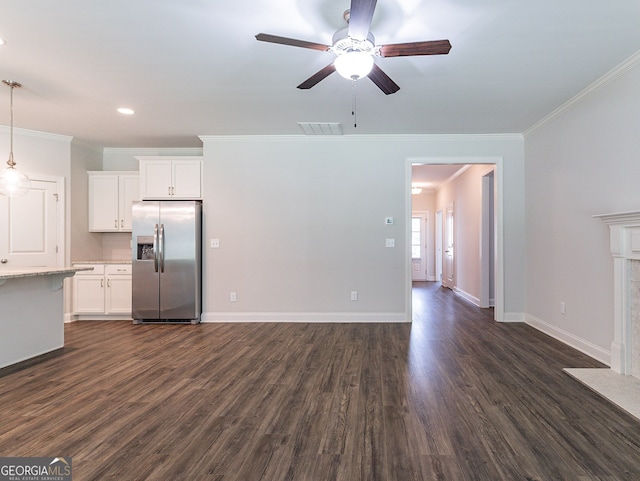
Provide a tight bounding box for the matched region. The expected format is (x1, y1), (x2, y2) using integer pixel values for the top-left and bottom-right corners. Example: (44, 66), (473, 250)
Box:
(0, 266), (92, 369)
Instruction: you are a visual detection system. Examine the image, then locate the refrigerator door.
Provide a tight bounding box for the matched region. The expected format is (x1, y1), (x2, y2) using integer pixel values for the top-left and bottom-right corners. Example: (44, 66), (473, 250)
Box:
(132, 201), (161, 320)
(158, 201), (202, 321)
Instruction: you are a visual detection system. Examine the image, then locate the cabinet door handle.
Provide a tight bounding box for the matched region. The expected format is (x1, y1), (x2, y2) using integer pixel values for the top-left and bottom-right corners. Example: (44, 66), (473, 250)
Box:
(168, 186), (171, 195)
(101, 279), (104, 288)
(121, 220), (124, 228)
(107, 279), (111, 288)
(114, 220), (118, 228)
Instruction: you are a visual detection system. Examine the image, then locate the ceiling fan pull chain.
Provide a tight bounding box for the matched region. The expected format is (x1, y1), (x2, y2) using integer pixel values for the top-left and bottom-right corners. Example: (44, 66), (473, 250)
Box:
(352, 77), (357, 128)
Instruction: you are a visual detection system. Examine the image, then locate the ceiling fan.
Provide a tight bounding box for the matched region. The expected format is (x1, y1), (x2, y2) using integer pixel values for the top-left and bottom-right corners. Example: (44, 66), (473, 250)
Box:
(255, 0), (451, 95)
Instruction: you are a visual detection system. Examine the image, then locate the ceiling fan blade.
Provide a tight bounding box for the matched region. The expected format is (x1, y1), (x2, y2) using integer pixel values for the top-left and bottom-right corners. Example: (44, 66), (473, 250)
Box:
(379, 39), (452, 57)
(255, 33), (330, 52)
(297, 64), (337, 89)
(348, 0), (377, 41)
(367, 63), (400, 95)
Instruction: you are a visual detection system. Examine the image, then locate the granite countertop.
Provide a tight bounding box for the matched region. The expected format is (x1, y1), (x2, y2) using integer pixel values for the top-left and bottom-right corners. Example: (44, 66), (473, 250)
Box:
(72, 260), (132, 265)
(0, 266), (94, 280)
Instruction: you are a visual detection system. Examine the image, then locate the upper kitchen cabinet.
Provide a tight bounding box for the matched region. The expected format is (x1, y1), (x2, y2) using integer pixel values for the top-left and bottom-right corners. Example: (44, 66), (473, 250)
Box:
(136, 156), (203, 199)
(88, 172), (140, 232)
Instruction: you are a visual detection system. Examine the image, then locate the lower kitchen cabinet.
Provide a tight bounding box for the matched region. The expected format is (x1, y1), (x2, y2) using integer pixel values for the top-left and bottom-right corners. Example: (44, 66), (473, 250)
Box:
(73, 264), (132, 318)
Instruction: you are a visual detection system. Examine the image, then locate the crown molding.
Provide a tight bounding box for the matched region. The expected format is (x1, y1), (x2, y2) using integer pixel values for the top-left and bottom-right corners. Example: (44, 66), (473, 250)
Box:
(103, 147), (203, 156)
(71, 138), (103, 153)
(0, 125), (73, 142)
(524, 50), (640, 138)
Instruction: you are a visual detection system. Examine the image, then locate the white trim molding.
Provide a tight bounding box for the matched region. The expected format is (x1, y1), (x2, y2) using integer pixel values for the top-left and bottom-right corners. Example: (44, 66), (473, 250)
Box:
(525, 50), (640, 137)
(453, 287), (481, 307)
(525, 314), (610, 365)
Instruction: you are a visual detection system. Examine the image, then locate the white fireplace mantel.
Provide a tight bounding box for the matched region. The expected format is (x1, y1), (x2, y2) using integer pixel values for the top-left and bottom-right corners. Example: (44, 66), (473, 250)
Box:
(594, 210), (640, 375)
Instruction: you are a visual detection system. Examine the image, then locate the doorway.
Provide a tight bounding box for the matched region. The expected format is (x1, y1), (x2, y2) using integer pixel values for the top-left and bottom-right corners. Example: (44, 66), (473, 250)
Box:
(443, 202), (454, 289)
(407, 157), (504, 322)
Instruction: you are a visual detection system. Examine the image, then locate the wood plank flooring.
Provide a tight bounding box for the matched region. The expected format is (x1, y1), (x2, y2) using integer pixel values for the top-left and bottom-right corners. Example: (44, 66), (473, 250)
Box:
(1, 282), (640, 480)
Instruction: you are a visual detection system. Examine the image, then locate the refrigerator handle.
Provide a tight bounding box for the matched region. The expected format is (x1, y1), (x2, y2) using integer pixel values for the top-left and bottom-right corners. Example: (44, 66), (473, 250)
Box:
(153, 224), (159, 273)
(159, 223), (165, 273)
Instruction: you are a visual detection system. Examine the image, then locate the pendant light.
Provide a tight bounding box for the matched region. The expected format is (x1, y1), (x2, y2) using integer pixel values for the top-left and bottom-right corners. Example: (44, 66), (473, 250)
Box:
(0, 80), (30, 198)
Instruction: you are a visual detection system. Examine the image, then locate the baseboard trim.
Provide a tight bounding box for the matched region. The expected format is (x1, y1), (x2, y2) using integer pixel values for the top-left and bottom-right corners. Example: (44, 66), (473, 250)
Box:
(453, 287), (481, 307)
(525, 314), (610, 365)
(201, 312), (409, 323)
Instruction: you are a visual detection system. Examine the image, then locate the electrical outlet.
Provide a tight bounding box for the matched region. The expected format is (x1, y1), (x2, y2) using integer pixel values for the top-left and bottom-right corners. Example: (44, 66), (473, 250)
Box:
(351, 291), (358, 301)
(211, 239), (220, 248)
(386, 238), (395, 248)
(230, 292), (237, 302)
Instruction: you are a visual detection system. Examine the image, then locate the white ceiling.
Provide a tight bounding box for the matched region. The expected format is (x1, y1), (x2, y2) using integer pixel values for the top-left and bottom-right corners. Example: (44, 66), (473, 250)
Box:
(2, 0), (640, 148)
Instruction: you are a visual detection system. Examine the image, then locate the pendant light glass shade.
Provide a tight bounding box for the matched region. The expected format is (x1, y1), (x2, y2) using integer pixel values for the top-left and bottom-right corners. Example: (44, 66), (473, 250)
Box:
(1, 80), (30, 198)
(0, 158), (30, 197)
(334, 51), (374, 80)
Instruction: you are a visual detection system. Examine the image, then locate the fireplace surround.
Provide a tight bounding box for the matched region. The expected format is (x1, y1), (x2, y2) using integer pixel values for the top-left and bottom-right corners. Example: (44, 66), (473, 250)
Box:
(594, 210), (640, 377)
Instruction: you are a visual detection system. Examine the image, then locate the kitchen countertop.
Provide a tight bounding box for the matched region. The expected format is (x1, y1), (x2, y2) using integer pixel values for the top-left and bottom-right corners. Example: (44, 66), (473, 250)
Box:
(72, 260), (132, 265)
(0, 266), (94, 281)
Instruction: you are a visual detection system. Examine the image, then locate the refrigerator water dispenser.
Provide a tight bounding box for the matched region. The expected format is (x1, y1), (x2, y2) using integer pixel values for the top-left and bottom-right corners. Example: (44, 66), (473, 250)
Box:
(136, 236), (155, 260)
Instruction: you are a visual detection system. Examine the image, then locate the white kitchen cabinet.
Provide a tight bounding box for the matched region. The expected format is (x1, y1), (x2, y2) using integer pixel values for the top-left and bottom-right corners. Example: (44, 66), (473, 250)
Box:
(88, 172), (139, 232)
(136, 156), (202, 199)
(73, 264), (132, 318)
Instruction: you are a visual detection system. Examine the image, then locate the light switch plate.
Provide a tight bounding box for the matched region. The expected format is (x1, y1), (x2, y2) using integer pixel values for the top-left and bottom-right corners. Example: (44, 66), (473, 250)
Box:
(385, 217), (394, 225)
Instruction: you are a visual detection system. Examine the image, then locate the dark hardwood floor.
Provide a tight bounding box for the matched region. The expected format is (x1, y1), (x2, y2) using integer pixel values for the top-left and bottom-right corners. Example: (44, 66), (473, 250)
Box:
(1, 282), (639, 480)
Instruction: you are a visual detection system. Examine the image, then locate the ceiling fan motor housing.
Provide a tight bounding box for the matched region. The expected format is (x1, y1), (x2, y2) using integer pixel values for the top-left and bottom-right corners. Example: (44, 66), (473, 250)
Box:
(331, 27), (376, 55)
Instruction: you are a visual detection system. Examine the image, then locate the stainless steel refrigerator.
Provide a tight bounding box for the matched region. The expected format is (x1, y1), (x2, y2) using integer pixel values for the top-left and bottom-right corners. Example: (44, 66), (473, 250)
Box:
(131, 200), (202, 324)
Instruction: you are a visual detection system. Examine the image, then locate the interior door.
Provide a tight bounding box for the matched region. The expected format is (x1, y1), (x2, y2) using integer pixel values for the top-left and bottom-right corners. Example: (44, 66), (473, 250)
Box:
(0, 179), (59, 267)
(443, 203), (454, 289)
(435, 210), (443, 283)
(411, 214), (427, 281)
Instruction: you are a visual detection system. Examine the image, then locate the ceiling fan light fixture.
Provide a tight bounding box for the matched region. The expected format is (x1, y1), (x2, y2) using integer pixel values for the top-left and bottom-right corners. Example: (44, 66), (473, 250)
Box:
(334, 50), (374, 80)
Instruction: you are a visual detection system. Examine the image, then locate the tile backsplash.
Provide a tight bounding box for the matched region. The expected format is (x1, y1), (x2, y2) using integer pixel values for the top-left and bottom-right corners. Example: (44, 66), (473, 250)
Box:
(102, 233), (132, 261)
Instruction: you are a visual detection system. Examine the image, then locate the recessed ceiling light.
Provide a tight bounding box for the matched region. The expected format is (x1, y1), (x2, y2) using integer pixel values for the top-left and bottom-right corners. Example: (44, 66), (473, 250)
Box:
(117, 107), (135, 115)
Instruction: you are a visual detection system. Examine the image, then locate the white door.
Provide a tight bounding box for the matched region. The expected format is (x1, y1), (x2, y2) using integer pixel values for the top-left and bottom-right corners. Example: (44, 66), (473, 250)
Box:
(411, 213), (428, 281)
(443, 203), (454, 289)
(435, 210), (443, 283)
(0, 179), (60, 267)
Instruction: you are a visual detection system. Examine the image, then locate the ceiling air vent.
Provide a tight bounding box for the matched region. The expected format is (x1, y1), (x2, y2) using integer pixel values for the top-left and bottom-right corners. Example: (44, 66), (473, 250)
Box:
(298, 122), (343, 135)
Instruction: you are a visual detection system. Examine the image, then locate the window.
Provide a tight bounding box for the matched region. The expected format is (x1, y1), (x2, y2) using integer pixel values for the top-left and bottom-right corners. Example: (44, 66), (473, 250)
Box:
(412, 217), (421, 259)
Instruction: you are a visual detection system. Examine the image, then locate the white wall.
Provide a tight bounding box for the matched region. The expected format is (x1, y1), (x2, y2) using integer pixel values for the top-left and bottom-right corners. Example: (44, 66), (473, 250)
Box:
(436, 165), (495, 305)
(201, 134), (525, 322)
(524, 54), (640, 364)
(70, 142), (103, 262)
